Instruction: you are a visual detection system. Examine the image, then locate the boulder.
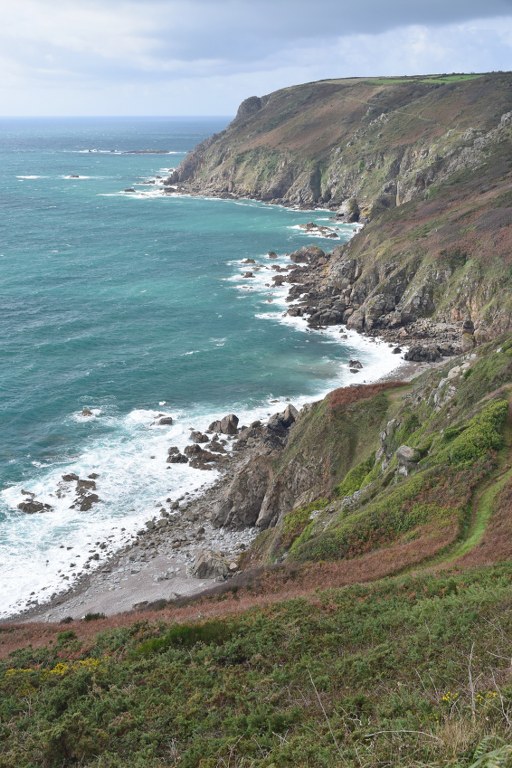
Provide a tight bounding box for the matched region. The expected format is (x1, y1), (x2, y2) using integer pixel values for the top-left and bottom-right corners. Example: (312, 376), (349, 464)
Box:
(190, 430), (209, 443)
(81, 407), (93, 417)
(267, 404), (299, 433)
(348, 359), (363, 370)
(184, 444), (223, 469)
(78, 493), (100, 512)
(404, 345), (442, 362)
(167, 446), (189, 464)
(76, 479), (96, 492)
(158, 416), (174, 426)
(17, 500), (52, 514)
(189, 550), (229, 580)
(208, 413), (239, 435)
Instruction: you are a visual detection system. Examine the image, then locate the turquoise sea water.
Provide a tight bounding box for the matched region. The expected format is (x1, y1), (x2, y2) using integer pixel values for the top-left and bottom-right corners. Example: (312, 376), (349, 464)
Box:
(0, 117), (400, 616)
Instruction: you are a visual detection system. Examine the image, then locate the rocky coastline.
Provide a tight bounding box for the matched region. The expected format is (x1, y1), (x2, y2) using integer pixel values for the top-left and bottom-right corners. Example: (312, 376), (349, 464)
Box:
(5, 233), (464, 624)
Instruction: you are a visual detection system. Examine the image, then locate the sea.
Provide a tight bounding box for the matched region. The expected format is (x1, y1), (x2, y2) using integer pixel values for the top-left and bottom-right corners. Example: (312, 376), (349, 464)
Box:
(0, 116), (402, 618)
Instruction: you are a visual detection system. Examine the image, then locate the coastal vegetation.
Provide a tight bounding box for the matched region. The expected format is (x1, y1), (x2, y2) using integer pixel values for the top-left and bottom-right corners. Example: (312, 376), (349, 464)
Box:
(2, 565), (512, 767)
(2, 72), (512, 765)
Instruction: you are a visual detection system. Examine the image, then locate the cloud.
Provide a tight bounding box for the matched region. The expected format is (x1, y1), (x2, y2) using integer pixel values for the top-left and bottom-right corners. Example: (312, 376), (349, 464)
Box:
(0, 0), (510, 114)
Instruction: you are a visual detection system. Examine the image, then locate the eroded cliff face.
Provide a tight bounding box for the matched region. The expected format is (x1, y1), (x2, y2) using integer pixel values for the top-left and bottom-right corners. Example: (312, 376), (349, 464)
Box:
(170, 73), (512, 339)
(171, 74), (512, 210)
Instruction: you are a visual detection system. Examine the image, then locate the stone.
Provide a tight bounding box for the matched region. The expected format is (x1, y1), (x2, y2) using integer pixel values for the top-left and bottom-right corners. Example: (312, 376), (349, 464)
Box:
(396, 445), (421, 475)
(348, 359), (363, 370)
(208, 413), (239, 435)
(76, 479), (96, 492)
(167, 446), (189, 464)
(81, 407), (93, 417)
(62, 473), (79, 482)
(189, 549), (229, 580)
(404, 345), (442, 363)
(267, 403), (299, 433)
(78, 493), (100, 512)
(158, 416), (174, 425)
(18, 500), (52, 514)
(190, 430), (209, 443)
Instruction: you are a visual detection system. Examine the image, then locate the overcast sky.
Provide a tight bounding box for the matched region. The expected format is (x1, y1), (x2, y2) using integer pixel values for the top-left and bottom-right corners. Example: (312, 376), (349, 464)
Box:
(1, 0), (511, 116)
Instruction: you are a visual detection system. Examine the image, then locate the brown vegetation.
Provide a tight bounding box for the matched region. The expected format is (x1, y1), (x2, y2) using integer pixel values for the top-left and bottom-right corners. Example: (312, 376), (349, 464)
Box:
(327, 381), (404, 410)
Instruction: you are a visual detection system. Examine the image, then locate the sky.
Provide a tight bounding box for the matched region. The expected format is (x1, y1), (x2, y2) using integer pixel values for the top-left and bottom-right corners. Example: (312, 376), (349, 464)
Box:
(1, 0), (511, 116)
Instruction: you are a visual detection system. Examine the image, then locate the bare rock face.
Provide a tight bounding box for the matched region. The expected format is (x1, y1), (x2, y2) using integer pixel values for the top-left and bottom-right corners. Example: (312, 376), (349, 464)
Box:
(212, 454), (274, 529)
(189, 549), (229, 580)
(396, 445), (421, 476)
(234, 95), (265, 123)
(461, 318), (476, 352)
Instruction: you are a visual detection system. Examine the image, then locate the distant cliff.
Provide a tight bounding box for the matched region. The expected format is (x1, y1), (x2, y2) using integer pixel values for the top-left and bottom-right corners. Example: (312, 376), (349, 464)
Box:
(171, 73), (512, 338)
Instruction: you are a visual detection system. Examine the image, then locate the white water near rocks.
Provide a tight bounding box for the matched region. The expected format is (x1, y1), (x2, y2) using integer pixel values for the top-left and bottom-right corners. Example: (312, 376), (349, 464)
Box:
(0, 118), (404, 618)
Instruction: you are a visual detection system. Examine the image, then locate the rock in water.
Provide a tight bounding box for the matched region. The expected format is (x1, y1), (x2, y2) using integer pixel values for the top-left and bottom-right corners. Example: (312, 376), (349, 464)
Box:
(208, 413), (239, 435)
(17, 500), (52, 514)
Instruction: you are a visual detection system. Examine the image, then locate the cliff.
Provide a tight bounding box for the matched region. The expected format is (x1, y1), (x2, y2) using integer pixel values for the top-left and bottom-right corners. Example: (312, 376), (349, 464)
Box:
(171, 73), (512, 338)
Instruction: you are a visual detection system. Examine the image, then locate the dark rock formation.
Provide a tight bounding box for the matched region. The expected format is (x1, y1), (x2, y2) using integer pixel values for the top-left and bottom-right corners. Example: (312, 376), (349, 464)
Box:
(208, 414), (239, 435)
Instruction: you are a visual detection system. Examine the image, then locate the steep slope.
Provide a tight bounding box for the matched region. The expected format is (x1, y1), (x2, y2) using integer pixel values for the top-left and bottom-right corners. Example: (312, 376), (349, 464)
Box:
(171, 73), (512, 337)
(171, 73), (512, 211)
(219, 336), (512, 581)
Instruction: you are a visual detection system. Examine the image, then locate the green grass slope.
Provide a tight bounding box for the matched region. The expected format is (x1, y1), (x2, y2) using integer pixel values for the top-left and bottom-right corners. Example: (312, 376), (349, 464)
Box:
(254, 336), (512, 577)
(2, 566), (512, 767)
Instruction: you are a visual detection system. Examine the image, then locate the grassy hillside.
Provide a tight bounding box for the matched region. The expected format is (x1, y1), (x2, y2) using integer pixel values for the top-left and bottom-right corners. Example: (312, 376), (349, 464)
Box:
(251, 337), (512, 572)
(2, 566), (512, 767)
